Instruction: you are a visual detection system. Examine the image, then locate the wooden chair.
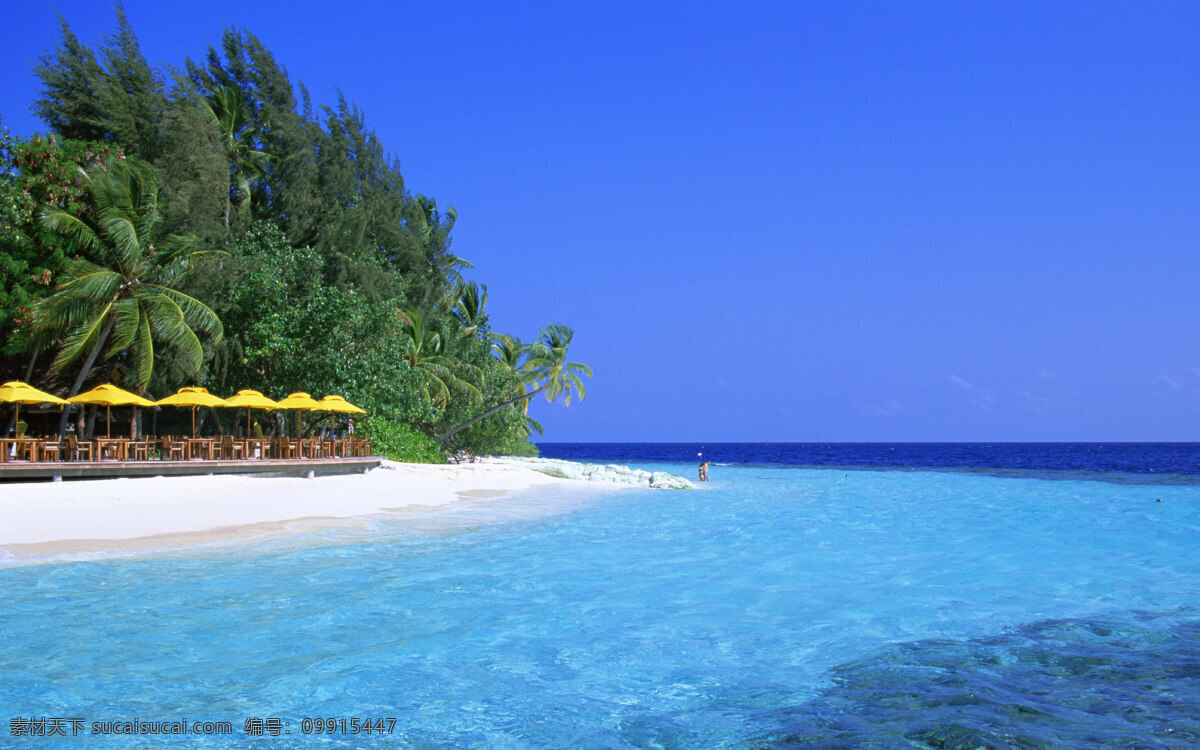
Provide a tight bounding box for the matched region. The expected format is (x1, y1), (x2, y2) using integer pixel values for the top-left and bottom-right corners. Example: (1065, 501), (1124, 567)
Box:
(38, 438), (64, 462)
(65, 435), (93, 462)
(221, 435), (244, 460)
(160, 437), (185, 461)
(277, 437), (300, 459)
(128, 440), (150, 461)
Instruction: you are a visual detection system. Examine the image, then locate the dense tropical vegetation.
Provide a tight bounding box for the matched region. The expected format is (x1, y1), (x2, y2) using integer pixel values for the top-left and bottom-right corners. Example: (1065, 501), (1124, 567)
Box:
(0, 8), (589, 461)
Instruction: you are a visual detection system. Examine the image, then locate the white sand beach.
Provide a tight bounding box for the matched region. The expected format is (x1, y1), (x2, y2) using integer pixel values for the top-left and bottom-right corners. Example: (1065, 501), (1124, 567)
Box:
(0, 460), (591, 561)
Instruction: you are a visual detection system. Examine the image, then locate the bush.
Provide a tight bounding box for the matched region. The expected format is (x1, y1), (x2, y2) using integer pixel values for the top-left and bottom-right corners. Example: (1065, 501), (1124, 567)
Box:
(495, 437), (539, 457)
(359, 416), (445, 464)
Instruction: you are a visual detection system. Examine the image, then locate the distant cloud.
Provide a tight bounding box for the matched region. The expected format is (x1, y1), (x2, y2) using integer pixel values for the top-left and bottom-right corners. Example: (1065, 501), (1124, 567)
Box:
(1016, 389), (1053, 412)
(1155, 374), (1185, 390)
(859, 400), (905, 418)
(949, 374), (974, 391)
(949, 374), (995, 412)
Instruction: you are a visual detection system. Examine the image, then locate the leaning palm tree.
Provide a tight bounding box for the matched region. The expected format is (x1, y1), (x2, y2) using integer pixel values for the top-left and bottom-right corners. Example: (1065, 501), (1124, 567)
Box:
(34, 159), (223, 430)
(398, 307), (481, 407)
(491, 333), (530, 376)
(437, 324), (591, 443)
(201, 85), (269, 230)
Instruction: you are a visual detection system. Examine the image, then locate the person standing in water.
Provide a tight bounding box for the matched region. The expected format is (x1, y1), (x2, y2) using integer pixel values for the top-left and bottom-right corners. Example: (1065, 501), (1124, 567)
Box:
(698, 460), (710, 482)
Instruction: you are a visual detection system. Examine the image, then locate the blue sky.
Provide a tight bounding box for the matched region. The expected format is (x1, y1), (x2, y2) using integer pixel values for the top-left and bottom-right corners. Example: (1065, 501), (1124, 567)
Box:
(4, 1), (1200, 441)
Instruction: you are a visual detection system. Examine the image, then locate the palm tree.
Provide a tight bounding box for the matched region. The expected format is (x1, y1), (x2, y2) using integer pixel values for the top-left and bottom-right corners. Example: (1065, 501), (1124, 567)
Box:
(404, 195), (473, 296)
(201, 85), (269, 230)
(453, 281), (488, 339)
(34, 159), (223, 430)
(491, 333), (529, 375)
(437, 324), (591, 443)
(398, 307), (481, 407)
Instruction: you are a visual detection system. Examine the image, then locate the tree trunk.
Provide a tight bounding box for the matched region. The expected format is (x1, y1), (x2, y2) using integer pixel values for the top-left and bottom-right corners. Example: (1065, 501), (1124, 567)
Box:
(84, 405), (97, 440)
(58, 316), (117, 435)
(22, 345), (40, 382)
(437, 384), (546, 443)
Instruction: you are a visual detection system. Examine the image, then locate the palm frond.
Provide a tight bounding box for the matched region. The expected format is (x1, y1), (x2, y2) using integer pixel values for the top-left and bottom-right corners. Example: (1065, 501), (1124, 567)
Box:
(128, 307), (154, 388)
(51, 303), (113, 371)
(104, 298), (142, 353)
(39, 207), (101, 253)
(141, 285), (224, 342)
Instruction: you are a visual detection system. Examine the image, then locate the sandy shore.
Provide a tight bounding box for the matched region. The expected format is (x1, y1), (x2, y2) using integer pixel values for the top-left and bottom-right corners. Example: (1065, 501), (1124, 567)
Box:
(0, 460), (589, 562)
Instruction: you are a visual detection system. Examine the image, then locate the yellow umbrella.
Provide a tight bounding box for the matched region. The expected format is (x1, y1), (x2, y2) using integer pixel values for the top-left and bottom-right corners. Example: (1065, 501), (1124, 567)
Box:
(222, 389), (280, 435)
(0, 381), (68, 434)
(317, 394), (366, 435)
(155, 387), (228, 437)
(275, 392), (323, 437)
(67, 384), (156, 438)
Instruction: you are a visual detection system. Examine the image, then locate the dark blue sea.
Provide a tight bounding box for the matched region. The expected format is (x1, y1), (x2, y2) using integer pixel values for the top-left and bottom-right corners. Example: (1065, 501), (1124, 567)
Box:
(539, 441), (1200, 484)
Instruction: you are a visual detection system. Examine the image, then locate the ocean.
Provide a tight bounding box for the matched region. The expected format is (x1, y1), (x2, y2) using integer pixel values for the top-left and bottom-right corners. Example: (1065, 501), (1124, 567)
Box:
(1, 443), (1198, 747)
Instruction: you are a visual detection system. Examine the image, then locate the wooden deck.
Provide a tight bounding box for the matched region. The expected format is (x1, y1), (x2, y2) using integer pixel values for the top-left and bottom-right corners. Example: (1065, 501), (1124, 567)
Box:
(0, 456), (382, 482)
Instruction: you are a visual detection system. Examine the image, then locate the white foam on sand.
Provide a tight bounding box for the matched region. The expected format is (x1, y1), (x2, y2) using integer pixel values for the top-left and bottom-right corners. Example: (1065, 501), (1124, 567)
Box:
(0, 460), (618, 563)
(484, 456), (696, 489)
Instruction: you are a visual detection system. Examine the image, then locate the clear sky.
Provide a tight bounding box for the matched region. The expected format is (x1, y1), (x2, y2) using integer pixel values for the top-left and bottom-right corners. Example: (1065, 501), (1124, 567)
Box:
(4, 1), (1200, 442)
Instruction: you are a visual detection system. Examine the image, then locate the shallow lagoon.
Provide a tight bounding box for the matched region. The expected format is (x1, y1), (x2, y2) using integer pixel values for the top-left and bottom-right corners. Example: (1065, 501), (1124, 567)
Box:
(1, 462), (1198, 747)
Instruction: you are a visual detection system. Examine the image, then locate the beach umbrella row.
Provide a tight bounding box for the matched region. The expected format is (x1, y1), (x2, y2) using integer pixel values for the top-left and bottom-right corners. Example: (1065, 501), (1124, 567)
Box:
(1, 381), (365, 440)
(178, 389), (365, 438)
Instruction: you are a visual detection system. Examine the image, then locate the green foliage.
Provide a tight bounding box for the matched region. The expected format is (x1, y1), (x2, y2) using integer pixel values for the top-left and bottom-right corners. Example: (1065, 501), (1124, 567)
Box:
(15, 9), (592, 456)
(435, 324), (592, 447)
(207, 221), (434, 425)
(497, 437), (540, 457)
(0, 129), (118, 360)
(359, 416), (445, 464)
(201, 85), (269, 230)
(33, 8), (166, 160)
(33, 159), (223, 391)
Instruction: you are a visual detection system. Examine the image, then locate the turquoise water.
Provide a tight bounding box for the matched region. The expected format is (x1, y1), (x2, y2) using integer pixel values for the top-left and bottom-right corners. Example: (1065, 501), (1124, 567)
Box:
(2, 464), (1199, 747)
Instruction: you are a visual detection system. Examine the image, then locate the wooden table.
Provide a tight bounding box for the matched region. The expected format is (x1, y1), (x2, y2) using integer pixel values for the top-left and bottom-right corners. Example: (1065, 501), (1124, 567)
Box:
(0, 438), (39, 462)
(184, 438), (217, 460)
(93, 438), (128, 461)
(299, 438), (324, 459)
(244, 438), (268, 459)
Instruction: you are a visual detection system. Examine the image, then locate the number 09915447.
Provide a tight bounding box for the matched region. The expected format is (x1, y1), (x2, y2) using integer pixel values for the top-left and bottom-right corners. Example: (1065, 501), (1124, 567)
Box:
(300, 717), (396, 734)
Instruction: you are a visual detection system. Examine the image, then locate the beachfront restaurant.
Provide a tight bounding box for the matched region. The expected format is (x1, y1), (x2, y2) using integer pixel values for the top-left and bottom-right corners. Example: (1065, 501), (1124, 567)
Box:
(1, 382), (372, 466)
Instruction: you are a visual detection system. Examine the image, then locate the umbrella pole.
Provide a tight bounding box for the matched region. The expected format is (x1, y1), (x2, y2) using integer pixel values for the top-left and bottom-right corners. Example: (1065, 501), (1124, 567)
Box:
(106, 405), (111, 438)
(192, 406), (197, 438)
